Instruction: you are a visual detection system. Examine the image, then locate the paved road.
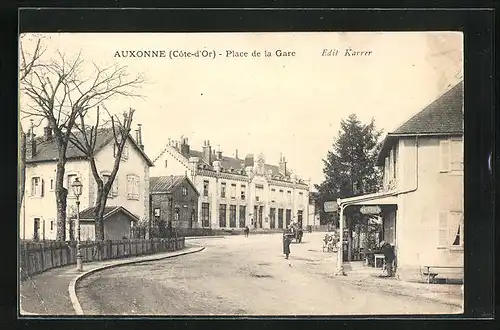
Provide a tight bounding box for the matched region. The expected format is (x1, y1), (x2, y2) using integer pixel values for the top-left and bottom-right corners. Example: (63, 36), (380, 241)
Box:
(76, 233), (461, 315)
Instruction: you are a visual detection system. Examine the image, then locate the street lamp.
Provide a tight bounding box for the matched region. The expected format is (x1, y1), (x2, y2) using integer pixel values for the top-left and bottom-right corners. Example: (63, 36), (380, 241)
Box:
(71, 177), (83, 272)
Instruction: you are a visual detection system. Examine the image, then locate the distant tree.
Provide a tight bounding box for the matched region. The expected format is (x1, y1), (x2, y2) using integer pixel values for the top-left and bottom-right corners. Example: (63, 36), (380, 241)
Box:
(69, 106), (136, 241)
(315, 114), (383, 225)
(20, 49), (143, 241)
(19, 36), (45, 217)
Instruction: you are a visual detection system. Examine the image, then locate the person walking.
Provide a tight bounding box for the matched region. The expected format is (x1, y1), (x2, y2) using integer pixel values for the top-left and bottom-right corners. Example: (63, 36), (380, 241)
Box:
(244, 226), (249, 238)
(283, 232), (292, 259)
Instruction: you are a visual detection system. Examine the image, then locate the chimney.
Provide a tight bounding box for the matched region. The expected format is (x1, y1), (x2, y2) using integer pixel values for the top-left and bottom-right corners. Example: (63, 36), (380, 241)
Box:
(235, 149), (239, 159)
(137, 124), (144, 150)
(202, 140), (212, 164)
(43, 126), (53, 140)
(26, 121), (36, 159)
(279, 154), (287, 176)
(216, 145), (222, 160)
(180, 137), (190, 156)
(244, 154), (254, 167)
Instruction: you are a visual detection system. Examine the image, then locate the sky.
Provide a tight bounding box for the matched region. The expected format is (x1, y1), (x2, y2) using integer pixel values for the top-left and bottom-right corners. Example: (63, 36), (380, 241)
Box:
(20, 32), (463, 187)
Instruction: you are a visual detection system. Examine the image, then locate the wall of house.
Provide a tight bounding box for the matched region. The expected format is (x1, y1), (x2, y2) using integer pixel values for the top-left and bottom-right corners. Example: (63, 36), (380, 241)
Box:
(21, 158), (91, 241)
(150, 180), (199, 230)
(103, 213), (132, 240)
(92, 139), (150, 222)
(394, 136), (464, 281)
(150, 145), (190, 178)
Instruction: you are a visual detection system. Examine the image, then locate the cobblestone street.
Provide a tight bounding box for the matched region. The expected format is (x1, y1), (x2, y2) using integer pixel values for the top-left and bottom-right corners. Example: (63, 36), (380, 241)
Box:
(76, 233), (462, 315)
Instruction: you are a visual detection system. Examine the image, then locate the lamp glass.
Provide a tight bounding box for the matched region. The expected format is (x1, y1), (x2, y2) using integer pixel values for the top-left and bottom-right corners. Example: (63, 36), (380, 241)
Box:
(72, 177), (83, 197)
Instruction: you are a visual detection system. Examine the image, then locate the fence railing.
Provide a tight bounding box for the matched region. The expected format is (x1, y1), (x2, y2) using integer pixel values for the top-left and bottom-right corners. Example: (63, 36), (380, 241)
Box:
(19, 237), (185, 281)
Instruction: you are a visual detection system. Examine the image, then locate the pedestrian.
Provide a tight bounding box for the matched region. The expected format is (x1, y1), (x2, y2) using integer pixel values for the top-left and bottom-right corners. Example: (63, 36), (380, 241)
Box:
(244, 226), (249, 238)
(380, 241), (396, 277)
(283, 231), (291, 259)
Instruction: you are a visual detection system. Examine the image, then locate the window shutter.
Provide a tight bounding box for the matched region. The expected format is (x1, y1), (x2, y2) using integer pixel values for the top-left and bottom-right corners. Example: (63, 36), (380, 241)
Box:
(127, 176), (132, 199)
(451, 139), (463, 171)
(438, 212), (448, 246)
(40, 179), (45, 197)
(112, 178), (119, 197)
(440, 139), (451, 172)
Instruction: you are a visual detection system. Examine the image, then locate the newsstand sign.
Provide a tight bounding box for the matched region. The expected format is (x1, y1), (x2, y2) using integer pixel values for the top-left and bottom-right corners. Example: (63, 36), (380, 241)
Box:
(360, 205), (382, 215)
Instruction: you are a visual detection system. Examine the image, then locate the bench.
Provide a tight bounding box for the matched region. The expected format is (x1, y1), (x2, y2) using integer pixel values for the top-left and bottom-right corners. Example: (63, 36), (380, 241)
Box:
(421, 266), (464, 284)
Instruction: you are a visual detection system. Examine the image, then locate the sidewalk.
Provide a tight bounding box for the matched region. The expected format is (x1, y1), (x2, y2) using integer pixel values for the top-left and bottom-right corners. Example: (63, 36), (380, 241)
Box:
(19, 244), (204, 316)
(333, 261), (463, 308)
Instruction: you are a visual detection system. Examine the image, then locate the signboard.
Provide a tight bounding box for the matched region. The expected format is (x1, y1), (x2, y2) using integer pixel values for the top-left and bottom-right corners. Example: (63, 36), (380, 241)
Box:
(360, 205), (382, 215)
(324, 201), (338, 213)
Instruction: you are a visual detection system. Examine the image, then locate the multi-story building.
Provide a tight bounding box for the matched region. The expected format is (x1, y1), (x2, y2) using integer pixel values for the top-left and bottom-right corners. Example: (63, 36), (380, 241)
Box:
(337, 81), (463, 282)
(20, 124), (154, 241)
(150, 175), (200, 234)
(151, 139), (310, 230)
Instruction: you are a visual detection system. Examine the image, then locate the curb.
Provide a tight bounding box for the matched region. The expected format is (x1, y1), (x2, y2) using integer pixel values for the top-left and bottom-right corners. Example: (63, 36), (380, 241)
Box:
(335, 276), (463, 309)
(185, 236), (226, 240)
(69, 245), (205, 315)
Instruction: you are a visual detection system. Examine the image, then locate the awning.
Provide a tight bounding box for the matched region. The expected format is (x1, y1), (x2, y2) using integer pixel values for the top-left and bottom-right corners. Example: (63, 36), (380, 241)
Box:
(337, 190), (398, 207)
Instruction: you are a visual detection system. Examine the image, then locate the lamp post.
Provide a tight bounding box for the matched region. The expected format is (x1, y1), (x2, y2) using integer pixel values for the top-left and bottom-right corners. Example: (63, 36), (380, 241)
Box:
(72, 177), (83, 272)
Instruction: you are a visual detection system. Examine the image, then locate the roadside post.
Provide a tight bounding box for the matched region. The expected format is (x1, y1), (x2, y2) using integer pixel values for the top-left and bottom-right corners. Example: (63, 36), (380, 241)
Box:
(324, 200), (344, 275)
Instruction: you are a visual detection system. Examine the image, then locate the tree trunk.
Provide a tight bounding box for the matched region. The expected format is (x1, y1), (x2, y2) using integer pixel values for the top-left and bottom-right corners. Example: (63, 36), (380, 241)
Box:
(94, 195), (107, 241)
(19, 123), (26, 216)
(55, 158), (68, 241)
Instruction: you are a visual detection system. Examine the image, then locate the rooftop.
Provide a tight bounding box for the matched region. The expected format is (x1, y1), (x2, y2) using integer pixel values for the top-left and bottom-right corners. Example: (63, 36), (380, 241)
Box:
(378, 81), (463, 165)
(26, 127), (154, 166)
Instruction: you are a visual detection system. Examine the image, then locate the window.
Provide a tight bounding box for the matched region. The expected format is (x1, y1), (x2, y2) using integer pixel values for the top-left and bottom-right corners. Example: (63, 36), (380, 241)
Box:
(269, 208), (276, 228)
(165, 159), (168, 168)
(182, 186), (188, 196)
(271, 188), (276, 202)
(255, 184), (264, 201)
(31, 176), (44, 197)
(126, 174), (140, 200)
(219, 204), (227, 228)
(240, 185), (246, 200)
(298, 192), (304, 203)
(102, 173), (118, 198)
(203, 180), (209, 196)
(239, 205), (246, 228)
(154, 208), (160, 217)
(286, 209), (292, 227)
(393, 147), (397, 179)
(50, 220), (54, 231)
(220, 182), (226, 198)
(441, 137), (463, 172)
(174, 207), (180, 220)
(286, 190), (291, 203)
(114, 143), (129, 161)
(49, 179), (54, 191)
(278, 208), (284, 229)
(33, 218), (40, 241)
(297, 210), (303, 228)
(438, 211), (464, 248)
(230, 184), (236, 199)
(229, 205), (237, 228)
(202, 203), (210, 227)
(67, 174), (77, 197)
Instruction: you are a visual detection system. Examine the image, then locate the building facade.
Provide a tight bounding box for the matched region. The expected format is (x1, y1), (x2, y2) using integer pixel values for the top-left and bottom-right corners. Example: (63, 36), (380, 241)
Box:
(150, 175), (200, 234)
(337, 81), (464, 282)
(150, 139), (310, 230)
(20, 125), (153, 241)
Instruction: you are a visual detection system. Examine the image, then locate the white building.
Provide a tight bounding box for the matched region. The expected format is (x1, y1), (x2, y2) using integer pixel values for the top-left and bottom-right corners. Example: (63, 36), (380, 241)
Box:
(337, 81), (464, 282)
(20, 125), (154, 240)
(151, 139), (310, 230)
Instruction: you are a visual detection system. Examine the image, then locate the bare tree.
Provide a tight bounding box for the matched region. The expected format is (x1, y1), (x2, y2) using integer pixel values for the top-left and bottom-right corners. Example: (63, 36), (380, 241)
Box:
(69, 106), (135, 241)
(20, 51), (143, 241)
(19, 36), (45, 217)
